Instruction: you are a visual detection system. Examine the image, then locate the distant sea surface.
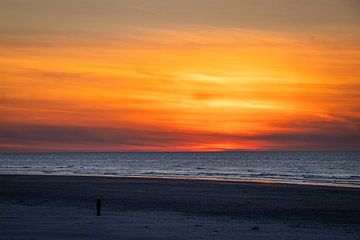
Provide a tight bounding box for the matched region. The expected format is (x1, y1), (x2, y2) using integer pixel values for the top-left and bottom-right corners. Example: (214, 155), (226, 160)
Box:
(1, 152), (359, 187)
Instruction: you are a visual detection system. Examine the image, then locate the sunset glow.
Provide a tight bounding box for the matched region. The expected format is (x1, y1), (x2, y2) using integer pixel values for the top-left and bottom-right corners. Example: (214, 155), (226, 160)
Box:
(0, 0), (359, 151)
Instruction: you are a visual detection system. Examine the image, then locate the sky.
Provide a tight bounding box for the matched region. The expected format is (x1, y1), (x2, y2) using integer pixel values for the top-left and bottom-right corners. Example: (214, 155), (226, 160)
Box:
(0, 0), (359, 152)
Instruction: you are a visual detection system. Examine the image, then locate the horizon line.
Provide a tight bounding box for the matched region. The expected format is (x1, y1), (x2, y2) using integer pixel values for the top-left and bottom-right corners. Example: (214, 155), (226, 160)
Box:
(1, 150), (360, 154)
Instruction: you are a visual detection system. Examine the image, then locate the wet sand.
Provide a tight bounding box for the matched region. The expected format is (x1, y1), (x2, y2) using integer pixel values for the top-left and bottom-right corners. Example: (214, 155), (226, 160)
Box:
(1, 174), (360, 239)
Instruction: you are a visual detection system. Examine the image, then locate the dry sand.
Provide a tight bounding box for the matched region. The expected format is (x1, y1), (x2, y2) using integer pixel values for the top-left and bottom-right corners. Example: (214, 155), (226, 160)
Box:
(1, 174), (360, 239)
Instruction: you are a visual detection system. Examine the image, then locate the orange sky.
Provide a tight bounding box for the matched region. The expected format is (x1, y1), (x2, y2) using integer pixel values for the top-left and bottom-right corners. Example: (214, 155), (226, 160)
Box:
(0, 0), (359, 151)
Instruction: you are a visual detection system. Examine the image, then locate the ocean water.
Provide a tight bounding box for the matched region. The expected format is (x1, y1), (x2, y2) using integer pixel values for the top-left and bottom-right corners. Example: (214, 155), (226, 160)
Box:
(0, 151), (359, 187)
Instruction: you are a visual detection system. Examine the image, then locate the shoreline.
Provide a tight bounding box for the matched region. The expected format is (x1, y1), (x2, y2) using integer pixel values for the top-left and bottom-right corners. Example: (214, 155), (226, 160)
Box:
(1, 174), (360, 239)
(1, 173), (359, 189)
(1, 174), (360, 217)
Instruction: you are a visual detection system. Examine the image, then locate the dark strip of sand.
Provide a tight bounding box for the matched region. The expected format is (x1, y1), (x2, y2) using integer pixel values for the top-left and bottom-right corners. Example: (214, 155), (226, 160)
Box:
(1, 174), (360, 224)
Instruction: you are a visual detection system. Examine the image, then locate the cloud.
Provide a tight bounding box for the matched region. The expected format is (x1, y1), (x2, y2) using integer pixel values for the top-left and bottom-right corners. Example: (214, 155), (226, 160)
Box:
(0, 119), (359, 152)
(0, 123), (200, 150)
(1, 0), (359, 33)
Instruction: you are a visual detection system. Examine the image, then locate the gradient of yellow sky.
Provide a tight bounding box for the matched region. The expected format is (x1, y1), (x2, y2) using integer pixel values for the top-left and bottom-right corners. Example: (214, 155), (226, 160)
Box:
(0, 0), (359, 151)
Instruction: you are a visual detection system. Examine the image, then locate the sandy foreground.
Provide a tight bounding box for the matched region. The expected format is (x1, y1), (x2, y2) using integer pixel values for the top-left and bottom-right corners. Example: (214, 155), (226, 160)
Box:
(0, 175), (360, 240)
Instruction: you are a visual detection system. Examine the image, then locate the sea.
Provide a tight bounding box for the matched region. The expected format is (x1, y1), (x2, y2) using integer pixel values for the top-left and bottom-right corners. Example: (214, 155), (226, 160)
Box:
(1, 151), (359, 187)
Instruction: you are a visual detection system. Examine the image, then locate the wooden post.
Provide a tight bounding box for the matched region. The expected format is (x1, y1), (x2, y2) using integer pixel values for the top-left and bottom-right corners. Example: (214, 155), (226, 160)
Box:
(96, 198), (101, 216)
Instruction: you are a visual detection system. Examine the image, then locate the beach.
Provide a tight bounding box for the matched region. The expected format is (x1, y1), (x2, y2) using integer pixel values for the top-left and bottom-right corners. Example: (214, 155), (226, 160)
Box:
(1, 174), (360, 239)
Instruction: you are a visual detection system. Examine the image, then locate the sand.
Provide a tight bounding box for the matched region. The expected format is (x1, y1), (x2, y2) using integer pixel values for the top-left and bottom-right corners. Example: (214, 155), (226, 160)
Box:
(1, 174), (360, 239)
